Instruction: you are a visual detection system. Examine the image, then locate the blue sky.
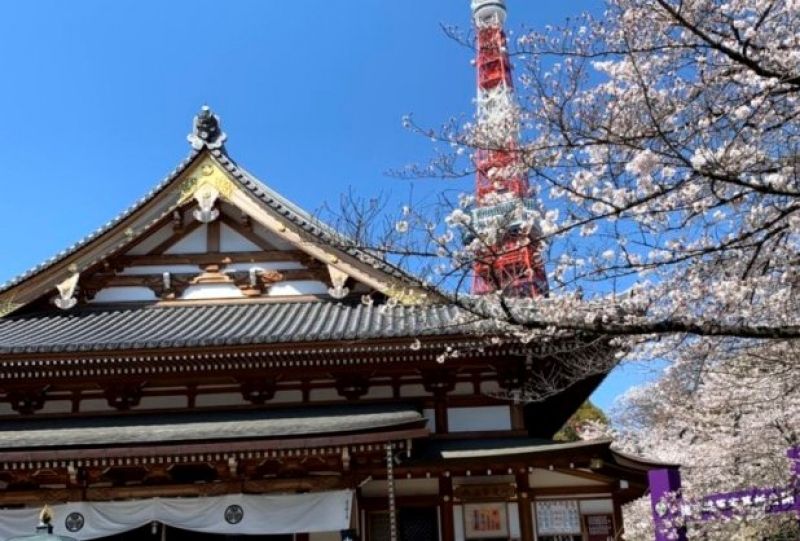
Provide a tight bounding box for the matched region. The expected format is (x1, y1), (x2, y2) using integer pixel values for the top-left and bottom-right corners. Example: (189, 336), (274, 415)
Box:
(0, 0), (644, 411)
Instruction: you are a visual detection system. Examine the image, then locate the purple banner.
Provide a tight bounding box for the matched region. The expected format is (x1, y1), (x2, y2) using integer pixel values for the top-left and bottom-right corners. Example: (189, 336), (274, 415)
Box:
(648, 446), (800, 540)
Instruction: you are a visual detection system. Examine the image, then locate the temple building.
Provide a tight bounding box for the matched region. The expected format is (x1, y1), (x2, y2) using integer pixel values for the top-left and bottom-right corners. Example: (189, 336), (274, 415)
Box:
(0, 109), (667, 541)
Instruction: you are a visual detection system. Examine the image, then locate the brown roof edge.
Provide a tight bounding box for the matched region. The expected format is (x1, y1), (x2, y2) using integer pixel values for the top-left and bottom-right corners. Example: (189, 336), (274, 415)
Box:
(0, 426), (429, 464)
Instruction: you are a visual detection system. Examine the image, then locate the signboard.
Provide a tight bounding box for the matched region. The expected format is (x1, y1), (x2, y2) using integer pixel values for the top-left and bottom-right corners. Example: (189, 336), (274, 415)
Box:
(463, 502), (509, 539)
(584, 514), (614, 541)
(535, 500), (582, 535)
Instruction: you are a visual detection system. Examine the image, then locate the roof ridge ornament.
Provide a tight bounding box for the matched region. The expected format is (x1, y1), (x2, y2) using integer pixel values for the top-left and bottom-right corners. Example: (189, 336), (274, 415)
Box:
(187, 105), (227, 151)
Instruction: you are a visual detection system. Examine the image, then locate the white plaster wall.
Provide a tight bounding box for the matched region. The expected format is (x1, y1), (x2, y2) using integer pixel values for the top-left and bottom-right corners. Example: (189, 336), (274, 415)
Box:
(272, 390), (303, 404)
(253, 223), (295, 250)
(447, 406), (511, 432)
(120, 265), (201, 275)
(480, 380), (502, 394)
(269, 281), (329, 296)
(309, 388), (345, 402)
(165, 226), (207, 254)
(451, 382), (473, 396)
(126, 225), (174, 255)
(399, 384), (428, 398)
(530, 469), (606, 488)
(38, 400), (71, 414)
(364, 386), (393, 399)
(220, 224), (262, 252)
(80, 399), (112, 413)
(507, 502), (521, 539)
(181, 284), (245, 300)
(90, 287), (158, 303)
(453, 505), (465, 541)
(580, 499), (614, 514)
(224, 261), (306, 272)
(194, 392), (246, 408)
(138, 395), (188, 409)
(423, 408), (437, 432)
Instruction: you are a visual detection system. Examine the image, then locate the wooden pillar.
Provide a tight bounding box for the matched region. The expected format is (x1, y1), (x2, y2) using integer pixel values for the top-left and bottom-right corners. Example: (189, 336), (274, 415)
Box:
(440, 476), (455, 541)
(434, 399), (449, 434)
(515, 472), (534, 541)
(612, 491), (625, 539)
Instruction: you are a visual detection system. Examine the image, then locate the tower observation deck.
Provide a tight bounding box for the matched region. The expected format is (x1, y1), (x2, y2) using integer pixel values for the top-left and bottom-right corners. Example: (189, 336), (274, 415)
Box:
(469, 0), (548, 297)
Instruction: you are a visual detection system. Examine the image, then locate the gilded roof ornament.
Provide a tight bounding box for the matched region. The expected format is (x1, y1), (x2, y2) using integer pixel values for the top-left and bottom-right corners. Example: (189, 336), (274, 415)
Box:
(187, 105), (227, 150)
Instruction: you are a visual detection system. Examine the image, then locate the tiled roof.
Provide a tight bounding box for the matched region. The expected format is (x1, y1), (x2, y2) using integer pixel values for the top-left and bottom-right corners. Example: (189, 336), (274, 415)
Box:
(214, 150), (423, 286)
(0, 404), (424, 450)
(0, 301), (479, 355)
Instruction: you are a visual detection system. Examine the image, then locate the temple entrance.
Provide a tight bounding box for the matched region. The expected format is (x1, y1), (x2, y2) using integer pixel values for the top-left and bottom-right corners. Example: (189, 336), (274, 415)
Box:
(368, 508), (439, 541)
(93, 524), (295, 541)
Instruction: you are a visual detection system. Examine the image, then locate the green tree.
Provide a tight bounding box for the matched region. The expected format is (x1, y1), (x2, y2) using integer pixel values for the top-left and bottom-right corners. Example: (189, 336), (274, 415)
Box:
(554, 401), (608, 442)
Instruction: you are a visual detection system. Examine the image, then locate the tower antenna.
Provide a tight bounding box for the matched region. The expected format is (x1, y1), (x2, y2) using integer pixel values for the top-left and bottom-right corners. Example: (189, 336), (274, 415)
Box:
(468, 0), (548, 297)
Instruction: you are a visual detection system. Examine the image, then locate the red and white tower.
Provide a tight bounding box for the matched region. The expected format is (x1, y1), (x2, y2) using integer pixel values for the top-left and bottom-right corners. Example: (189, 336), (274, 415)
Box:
(469, 0), (548, 297)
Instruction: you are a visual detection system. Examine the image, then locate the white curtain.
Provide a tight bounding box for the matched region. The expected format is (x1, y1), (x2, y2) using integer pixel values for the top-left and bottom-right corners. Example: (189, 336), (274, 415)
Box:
(0, 491), (353, 540)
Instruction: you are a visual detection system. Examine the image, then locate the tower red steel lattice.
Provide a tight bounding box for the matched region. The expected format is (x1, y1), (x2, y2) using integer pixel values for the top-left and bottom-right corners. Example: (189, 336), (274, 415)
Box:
(469, 0), (548, 297)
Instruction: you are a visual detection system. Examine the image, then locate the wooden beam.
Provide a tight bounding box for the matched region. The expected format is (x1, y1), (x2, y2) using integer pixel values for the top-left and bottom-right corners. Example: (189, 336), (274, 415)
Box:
(89, 269), (326, 291)
(207, 220), (221, 253)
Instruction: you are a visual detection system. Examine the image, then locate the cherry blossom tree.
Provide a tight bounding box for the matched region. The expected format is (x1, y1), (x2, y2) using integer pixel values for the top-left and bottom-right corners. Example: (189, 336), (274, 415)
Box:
(602, 337), (800, 539)
(324, 0), (800, 398)
(414, 0), (798, 330)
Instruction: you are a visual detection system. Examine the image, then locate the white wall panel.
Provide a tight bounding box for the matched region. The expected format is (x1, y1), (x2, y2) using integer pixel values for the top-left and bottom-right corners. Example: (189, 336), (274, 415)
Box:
(272, 390), (303, 404)
(253, 223), (295, 250)
(309, 388), (345, 402)
(165, 225), (207, 254)
(450, 382), (473, 396)
(423, 408), (437, 432)
(119, 265), (201, 275)
(530, 469), (606, 488)
(126, 225), (174, 255)
(224, 261), (306, 271)
(220, 224), (262, 252)
(194, 393), (246, 408)
(399, 384), (428, 397)
(447, 406), (511, 432)
(80, 399), (112, 413)
(138, 395), (188, 409)
(453, 505), (465, 541)
(39, 400), (71, 414)
(269, 281), (329, 296)
(507, 502), (520, 539)
(364, 386), (394, 399)
(90, 287), (157, 303)
(181, 284), (245, 300)
(580, 499), (614, 514)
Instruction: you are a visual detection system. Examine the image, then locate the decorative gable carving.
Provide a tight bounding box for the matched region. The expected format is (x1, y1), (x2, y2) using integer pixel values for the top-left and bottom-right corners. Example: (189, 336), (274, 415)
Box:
(0, 107), (434, 315)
